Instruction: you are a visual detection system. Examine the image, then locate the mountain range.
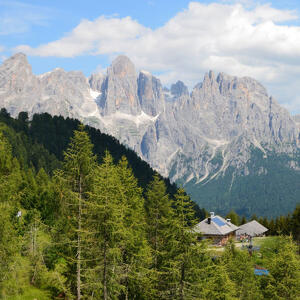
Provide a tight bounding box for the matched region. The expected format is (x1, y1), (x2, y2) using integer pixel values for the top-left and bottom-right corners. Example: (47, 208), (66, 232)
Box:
(0, 53), (299, 217)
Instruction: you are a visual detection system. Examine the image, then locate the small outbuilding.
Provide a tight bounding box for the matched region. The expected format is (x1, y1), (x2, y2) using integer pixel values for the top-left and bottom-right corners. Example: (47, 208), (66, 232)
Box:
(193, 212), (239, 246)
(236, 220), (268, 238)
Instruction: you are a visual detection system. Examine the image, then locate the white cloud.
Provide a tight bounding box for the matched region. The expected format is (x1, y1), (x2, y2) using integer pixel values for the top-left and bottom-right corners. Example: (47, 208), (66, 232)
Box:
(16, 16), (149, 57)
(14, 1), (300, 113)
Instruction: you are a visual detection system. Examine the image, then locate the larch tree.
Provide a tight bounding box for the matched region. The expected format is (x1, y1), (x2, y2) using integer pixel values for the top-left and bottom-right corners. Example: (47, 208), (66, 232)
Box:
(117, 156), (152, 299)
(87, 151), (127, 299)
(144, 174), (176, 298)
(54, 124), (96, 299)
(165, 188), (204, 299)
(0, 130), (22, 204)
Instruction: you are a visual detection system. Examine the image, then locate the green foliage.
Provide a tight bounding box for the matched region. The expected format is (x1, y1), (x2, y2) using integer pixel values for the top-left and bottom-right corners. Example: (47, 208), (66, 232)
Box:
(163, 188), (214, 299)
(0, 129), (23, 204)
(223, 240), (262, 299)
(116, 156), (152, 299)
(206, 265), (238, 300)
(240, 216), (247, 225)
(5, 287), (51, 300)
(225, 210), (240, 225)
(0, 203), (22, 297)
(291, 204), (300, 242)
(0, 110), (299, 299)
(87, 151), (127, 298)
(258, 236), (300, 299)
(144, 174), (176, 297)
(54, 125), (97, 299)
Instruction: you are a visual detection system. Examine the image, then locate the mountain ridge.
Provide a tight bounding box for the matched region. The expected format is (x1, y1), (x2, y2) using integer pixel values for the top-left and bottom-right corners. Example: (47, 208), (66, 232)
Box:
(0, 53), (299, 217)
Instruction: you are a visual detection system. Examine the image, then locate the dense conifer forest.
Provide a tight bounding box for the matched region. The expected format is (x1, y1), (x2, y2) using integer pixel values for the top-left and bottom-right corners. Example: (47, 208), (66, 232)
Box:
(0, 109), (299, 299)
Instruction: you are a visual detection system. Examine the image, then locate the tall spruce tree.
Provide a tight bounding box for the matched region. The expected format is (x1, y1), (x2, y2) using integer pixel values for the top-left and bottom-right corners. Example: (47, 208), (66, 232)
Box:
(54, 124), (96, 299)
(117, 156), (152, 299)
(87, 151), (126, 299)
(163, 188), (202, 299)
(0, 130), (22, 204)
(0, 203), (23, 297)
(144, 174), (176, 298)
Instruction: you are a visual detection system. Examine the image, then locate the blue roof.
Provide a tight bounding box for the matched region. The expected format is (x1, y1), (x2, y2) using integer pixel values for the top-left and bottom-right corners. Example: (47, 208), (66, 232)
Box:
(212, 217), (226, 227)
(254, 269), (269, 276)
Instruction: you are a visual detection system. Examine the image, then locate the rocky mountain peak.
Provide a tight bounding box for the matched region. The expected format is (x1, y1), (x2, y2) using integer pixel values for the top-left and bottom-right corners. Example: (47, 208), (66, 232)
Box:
(99, 55), (140, 115)
(89, 72), (105, 92)
(202, 70), (216, 83)
(200, 70), (220, 94)
(138, 71), (164, 116)
(208, 70), (215, 80)
(111, 55), (136, 77)
(171, 80), (189, 97)
(8, 52), (28, 63)
(2, 52), (32, 75)
(0, 53), (37, 110)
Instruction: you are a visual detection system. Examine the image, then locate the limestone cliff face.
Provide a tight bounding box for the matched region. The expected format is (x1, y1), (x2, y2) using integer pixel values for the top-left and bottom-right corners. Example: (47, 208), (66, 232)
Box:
(137, 70), (165, 117)
(0, 53), (40, 116)
(0, 53), (299, 188)
(0, 53), (99, 121)
(161, 71), (299, 182)
(89, 72), (105, 92)
(98, 55), (141, 116)
(293, 114), (300, 131)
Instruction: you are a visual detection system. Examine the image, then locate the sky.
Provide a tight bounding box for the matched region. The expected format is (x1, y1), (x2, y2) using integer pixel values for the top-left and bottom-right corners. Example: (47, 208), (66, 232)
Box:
(0, 0), (300, 114)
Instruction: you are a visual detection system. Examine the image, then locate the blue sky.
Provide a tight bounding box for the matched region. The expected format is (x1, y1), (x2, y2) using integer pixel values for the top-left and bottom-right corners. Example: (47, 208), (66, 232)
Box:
(0, 0), (300, 114)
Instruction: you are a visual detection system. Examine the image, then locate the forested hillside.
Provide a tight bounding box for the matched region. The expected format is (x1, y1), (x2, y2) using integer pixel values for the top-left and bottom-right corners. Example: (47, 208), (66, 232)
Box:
(0, 109), (179, 196)
(0, 110), (299, 299)
(183, 147), (300, 218)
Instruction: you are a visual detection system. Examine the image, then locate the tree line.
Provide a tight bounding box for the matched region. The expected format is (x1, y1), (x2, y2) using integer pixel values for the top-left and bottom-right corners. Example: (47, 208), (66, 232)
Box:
(225, 209), (300, 243)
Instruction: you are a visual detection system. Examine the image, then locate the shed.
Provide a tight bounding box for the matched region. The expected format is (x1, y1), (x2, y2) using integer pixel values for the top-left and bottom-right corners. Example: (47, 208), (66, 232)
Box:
(236, 220), (268, 237)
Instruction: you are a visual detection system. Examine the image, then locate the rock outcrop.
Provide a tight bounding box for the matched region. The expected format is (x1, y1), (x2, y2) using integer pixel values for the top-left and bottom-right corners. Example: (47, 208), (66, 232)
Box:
(98, 55), (140, 116)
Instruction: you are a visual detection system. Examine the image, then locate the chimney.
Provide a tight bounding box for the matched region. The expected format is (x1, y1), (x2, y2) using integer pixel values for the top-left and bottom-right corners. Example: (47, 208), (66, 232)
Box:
(226, 218), (231, 223)
(208, 217), (211, 224)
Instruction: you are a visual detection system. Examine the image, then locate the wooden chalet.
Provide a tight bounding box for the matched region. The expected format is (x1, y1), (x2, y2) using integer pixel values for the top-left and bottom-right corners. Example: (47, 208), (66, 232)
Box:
(193, 212), (239, 246)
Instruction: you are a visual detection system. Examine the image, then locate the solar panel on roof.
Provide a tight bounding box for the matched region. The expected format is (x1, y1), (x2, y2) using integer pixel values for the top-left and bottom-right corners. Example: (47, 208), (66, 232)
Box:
(212, 217), (226, 227)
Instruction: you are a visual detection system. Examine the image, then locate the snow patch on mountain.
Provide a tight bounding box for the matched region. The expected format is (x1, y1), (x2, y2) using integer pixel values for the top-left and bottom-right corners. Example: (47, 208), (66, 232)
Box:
(89, 89), (101, 100)
(101, 111), (159, 127)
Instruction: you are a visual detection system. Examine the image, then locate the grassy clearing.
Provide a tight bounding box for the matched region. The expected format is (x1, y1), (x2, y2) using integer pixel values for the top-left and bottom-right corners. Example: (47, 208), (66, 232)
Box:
(5, 287), (51, 300)
(252, 236), (277, 245)
(207, 236), (277, 252)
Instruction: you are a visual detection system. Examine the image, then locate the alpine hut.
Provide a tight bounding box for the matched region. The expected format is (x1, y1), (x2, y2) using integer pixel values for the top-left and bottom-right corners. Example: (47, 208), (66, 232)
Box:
(236, 220), (268, 238)
(193, 212), (239, 246)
